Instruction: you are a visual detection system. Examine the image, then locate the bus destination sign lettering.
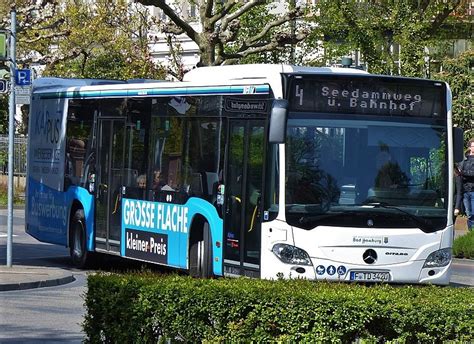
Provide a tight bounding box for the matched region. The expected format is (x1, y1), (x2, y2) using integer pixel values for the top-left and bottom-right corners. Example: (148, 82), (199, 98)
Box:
(321, 86), (421, 112)
(290, 76), (445, 118)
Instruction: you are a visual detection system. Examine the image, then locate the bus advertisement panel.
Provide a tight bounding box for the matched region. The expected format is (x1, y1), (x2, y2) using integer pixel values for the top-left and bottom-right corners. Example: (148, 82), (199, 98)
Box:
(26, 96), (71, 245)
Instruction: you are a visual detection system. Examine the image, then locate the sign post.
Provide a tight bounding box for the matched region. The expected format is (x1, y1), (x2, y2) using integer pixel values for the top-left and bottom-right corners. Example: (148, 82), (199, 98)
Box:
(14, 69), (31, 104)
(15, 69), (31, 86)
(6, 10), (16, 268)
(14, 85), (31, 104)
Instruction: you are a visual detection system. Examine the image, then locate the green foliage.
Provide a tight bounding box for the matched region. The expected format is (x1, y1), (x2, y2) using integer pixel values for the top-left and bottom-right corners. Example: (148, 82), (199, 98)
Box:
(0, 96), (26, 136)
(84, 273), (474, 343)
(314, 0), (467, 76)
(16, 105), (29, 136)
(453, 230), (474, 259)
(2, 1), (166, 131)
(433, 49), (474, 137)
(10, 0), (165, 81)
(0, 95), (7, 134)
(236, 2), (311, 65)
(42, 0), (165, 80)
(230, 3), (281, 64)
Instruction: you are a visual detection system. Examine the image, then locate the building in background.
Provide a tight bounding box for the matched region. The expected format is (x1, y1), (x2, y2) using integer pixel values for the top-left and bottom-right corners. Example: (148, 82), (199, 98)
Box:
(146, 2), (201, 71)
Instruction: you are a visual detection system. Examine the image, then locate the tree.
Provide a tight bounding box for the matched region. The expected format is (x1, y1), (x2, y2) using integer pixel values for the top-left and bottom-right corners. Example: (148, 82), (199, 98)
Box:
(42, 0), (165, 80)
(0, 0), (165, 80)
(136, 0), (309, 67)
(313, 0), (467, 76)
(433, 49), (474, 138)
(0, 0), (166, 132)
(0, 95), (7, 134)
(1, 0), (70, 67)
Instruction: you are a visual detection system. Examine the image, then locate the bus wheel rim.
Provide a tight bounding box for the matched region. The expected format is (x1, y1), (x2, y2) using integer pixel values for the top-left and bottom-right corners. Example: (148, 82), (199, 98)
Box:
(73, 224), (83, 257)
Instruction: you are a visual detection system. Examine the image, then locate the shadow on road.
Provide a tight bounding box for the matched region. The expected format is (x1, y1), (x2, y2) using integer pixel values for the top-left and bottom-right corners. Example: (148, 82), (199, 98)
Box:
(0, 242), (180, 276)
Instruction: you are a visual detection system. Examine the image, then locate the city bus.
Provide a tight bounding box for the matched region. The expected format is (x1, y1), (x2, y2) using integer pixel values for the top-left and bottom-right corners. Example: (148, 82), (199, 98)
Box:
(25, 64), (464, 284)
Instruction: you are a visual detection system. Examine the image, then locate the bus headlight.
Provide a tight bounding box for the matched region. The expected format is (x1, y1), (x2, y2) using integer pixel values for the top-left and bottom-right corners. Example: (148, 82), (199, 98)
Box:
(423, 248), (451, 268)
(272, 244), (312, 266)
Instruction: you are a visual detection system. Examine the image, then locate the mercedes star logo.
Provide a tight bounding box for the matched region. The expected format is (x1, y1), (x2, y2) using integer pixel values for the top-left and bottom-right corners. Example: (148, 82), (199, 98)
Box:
(363, 249), (377, 264)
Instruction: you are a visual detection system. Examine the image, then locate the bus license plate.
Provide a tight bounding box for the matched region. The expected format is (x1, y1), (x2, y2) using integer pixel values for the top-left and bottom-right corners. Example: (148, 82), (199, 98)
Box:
(350, 271), (390, 282)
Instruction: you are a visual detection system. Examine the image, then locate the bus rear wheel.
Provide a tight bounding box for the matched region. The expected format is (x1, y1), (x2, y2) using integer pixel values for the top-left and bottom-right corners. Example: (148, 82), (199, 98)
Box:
(70, 209), (90, 268)
(189, 222), (213, 278)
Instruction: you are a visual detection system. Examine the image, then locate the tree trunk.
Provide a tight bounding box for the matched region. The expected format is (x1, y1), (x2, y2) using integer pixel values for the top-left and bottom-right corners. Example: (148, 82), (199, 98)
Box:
(197, 33), (216, 66)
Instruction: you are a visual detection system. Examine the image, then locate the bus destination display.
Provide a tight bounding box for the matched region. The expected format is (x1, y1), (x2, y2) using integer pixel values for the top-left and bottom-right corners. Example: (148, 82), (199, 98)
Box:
(289, 76), (445, 117)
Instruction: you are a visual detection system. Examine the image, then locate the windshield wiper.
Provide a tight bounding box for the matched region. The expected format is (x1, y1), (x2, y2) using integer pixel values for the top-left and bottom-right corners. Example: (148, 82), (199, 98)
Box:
(363, 202), (433, 232)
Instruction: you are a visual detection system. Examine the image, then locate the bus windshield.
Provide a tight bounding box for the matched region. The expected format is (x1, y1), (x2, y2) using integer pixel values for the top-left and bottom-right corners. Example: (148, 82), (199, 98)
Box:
(285, 115), (447, 232)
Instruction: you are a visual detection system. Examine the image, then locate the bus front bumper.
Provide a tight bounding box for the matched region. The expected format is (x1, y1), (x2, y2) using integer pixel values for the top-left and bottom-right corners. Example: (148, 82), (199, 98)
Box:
(262, 254), (452, 285)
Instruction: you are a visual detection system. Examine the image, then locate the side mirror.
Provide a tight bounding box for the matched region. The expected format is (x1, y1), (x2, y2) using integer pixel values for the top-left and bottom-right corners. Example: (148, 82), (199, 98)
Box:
(269, 99), (288, 144)
(453, 127), (464, 163)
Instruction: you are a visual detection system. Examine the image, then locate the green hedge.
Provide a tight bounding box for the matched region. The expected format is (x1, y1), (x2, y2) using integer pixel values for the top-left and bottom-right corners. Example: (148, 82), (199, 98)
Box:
(454, 230), (474, 259)
(84, 274), (474, 343)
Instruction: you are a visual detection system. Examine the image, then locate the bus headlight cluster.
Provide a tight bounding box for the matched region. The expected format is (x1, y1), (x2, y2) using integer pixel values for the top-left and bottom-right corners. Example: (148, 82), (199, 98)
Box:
(272, 243), (312, 266)
(423, 248), (451, 268)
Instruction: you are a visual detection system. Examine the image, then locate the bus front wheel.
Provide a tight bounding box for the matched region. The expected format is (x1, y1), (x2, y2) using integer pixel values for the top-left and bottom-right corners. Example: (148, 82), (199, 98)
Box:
(189, 222), (213, 278)
(70, 209), (90, 268)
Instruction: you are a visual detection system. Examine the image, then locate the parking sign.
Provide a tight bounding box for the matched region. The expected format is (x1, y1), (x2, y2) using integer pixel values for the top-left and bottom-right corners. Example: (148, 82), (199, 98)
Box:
(15, 69), (31, 86)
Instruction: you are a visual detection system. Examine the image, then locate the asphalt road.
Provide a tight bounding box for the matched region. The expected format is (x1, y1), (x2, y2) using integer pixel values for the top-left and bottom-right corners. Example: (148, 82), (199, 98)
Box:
(0, 273), (87, 343)
(0, 208), (171, 343)
(0, 208), (86, 343)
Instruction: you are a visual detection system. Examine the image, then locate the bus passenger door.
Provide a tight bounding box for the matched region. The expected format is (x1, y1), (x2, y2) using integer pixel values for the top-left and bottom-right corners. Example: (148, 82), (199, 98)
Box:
(95, 119), (125, 254)
(223, 120), (266, 277)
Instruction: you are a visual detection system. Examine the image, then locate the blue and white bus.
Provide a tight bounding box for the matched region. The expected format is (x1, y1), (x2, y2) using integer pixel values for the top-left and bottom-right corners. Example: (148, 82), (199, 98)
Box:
(26, 64), (464, 284)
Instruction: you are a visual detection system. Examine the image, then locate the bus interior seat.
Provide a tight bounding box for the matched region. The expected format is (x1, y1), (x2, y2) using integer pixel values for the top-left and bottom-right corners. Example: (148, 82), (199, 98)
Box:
(189, 173), (203, 196)
(124, 186), (146, 200)
(205, 172), (219, 195)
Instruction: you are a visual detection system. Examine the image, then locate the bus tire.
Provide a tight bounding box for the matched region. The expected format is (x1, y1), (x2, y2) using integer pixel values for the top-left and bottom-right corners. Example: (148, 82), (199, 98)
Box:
(70, 209), (90, 269)
(189, 222), (213, 278)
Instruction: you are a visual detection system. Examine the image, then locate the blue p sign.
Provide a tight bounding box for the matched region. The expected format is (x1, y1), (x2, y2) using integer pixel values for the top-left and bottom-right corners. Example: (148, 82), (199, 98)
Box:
(15, 69), (31, 86)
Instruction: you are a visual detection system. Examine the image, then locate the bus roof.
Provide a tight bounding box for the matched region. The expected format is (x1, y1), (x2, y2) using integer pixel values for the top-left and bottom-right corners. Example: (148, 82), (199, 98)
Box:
(31, 77), (126, 91)
(183, 64), (368, 97)
(31, 64), (369, 99)
(183, 64), (367, 82)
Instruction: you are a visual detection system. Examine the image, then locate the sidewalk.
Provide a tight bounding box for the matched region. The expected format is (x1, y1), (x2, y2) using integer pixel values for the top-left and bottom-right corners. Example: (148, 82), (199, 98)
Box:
(0, 265), (74, 292)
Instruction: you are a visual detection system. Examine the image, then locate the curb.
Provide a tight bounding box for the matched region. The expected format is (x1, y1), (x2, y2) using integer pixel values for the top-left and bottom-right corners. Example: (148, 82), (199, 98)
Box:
(0, 275), (75, 292)
(0, 206), (25, 210)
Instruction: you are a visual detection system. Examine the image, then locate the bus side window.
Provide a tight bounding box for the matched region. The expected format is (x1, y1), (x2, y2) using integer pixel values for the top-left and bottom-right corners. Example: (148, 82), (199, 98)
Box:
(65, 100), (95, 189)
(124, 173), (146, 200)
